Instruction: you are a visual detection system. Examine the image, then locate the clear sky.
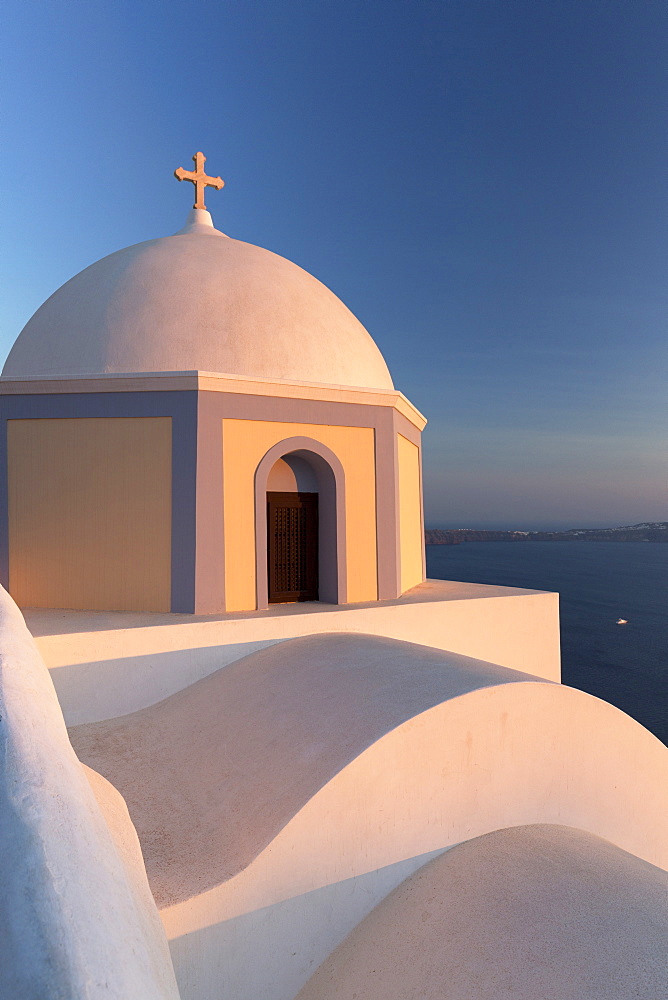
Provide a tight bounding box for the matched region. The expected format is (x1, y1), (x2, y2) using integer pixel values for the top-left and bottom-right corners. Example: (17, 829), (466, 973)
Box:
(1, 0), (666, 529)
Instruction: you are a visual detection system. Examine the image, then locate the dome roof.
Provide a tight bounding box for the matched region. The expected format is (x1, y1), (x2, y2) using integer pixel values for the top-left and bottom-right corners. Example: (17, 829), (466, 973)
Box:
(3, 211), (393, 390)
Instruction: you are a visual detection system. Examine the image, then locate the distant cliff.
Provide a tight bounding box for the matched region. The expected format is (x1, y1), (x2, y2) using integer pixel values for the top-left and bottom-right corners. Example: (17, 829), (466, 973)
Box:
(425, 523), (668, 545)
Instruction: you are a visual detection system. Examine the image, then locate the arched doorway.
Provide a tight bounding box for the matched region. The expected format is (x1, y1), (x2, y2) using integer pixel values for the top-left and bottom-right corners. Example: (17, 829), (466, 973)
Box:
(266, 456), (319, 603)
(254, 440), (346, 608)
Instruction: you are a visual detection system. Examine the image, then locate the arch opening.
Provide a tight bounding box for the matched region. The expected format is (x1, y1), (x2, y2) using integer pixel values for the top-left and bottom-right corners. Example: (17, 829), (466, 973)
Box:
(254, 440), (346, 609)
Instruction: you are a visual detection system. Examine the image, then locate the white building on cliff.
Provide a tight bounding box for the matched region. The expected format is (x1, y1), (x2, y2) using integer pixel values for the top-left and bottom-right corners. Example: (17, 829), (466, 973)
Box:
(0, 155), (666, 1000)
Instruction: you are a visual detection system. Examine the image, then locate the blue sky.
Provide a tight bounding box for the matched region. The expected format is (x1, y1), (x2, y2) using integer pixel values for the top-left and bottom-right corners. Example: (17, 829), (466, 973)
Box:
(1, 0), (666, 529)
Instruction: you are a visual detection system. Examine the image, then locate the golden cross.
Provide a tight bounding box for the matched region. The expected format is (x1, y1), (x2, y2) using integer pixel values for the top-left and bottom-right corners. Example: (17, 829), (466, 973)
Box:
(174, 151), (224, 210)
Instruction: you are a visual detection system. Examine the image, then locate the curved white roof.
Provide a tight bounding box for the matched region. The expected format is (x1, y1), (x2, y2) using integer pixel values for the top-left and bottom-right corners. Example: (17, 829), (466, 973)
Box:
(298, 825), (668, 1000)
(3, 211), (394, 390)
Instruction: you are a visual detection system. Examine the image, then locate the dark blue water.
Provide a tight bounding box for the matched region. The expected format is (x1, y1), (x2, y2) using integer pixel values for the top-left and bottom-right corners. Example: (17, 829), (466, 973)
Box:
(426, 542), (668, 746)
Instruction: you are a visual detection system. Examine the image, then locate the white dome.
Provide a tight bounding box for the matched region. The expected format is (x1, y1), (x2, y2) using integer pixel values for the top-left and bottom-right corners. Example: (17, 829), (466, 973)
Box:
(3, 211), (394, 390)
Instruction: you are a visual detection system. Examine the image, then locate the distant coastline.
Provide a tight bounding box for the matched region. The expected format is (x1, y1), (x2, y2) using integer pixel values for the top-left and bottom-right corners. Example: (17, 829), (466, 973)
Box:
(425, 522), (668, 545)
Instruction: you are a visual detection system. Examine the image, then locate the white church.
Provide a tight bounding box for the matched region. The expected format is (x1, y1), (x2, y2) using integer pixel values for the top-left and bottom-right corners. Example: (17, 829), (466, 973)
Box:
(0, 153), (666, 1000)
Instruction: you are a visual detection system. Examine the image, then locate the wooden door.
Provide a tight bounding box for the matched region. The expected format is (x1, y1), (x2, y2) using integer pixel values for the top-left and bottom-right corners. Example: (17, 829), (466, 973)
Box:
(267, 492), (319, 602)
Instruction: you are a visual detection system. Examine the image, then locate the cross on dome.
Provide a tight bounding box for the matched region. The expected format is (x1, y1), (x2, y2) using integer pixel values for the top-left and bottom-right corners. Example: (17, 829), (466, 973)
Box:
(174, 152), (224, 210)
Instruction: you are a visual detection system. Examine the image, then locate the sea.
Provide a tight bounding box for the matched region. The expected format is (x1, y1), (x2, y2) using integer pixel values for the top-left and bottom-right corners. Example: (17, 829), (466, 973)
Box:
(426, 541), (668, 747)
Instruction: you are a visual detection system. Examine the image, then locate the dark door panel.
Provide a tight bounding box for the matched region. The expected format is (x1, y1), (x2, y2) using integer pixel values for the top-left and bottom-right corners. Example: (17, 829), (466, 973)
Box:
(267, 492), (318, 602)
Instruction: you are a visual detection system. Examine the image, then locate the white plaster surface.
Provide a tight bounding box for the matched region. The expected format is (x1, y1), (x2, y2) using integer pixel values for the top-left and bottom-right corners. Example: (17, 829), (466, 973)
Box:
(67, 632), (668, 1000)
(168, 849), (447, 1000)
(28, 579), (561, 724)
(297, 825), (668, 1000)
(69, 634), (540, 906)
(3, 214), (393, 390)
(0, 585), (180, 999)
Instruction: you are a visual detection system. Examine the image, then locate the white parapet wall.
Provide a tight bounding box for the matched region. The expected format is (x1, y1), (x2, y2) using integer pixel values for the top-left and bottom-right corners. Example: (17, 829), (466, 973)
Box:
(158, 660), (668, 1000)
(26, 579), (560, 724)
(295, 825), (668, 1000)
(0, 585), (181, 999)
(68, 632), (668, 1000)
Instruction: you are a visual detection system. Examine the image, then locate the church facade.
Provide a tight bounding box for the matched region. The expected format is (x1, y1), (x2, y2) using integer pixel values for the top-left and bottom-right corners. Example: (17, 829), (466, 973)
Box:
(0, 160), (425, 615)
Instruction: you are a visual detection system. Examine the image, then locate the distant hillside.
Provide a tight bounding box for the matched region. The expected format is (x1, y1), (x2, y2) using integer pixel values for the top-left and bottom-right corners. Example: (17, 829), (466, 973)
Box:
(425, 523), (668, 545)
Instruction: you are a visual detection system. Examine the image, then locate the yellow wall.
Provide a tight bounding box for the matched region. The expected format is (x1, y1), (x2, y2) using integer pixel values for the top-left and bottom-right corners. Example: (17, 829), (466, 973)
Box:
(222, 419), (377, 611)
(8, 417), (172, 612)
(397, 433), (423, 594)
